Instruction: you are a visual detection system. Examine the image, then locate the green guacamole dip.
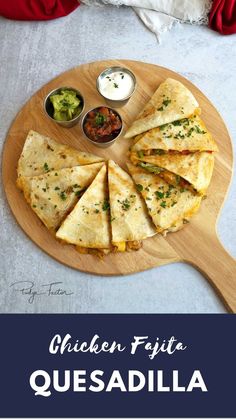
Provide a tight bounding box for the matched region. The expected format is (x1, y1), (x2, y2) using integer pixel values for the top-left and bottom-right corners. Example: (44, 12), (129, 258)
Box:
(50, 89), (82, 121)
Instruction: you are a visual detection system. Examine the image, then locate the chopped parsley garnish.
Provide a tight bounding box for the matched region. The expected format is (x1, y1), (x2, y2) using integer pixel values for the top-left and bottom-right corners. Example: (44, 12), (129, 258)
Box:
(194, 125), (206, 134)
(136, 184), (143, 192)
(159, 123), (168, 131)
(113, 83), (119, 88)
(187, 127), (194, 137)
(102, 199), (110, 211)
(54, 173), (58, 176)
(160, 201), (166, 208)
(42, 188), (46, 192)
(59, 191), (67, 201)
(171, 201), (177, 207)
(94, 209), (100, 214)
(155, 191), (164, 199)
(158, 98), (171, 111)
(163, 99), (171, 107)
(172, 120), (183, 126)
(95, 113), (106, 126)
(118, 198), (131, 211)
(43, 162), (49, 172)
(54, 186), (60, 190)
(165, 190), (171, 198)
(174, 131), (185, 139)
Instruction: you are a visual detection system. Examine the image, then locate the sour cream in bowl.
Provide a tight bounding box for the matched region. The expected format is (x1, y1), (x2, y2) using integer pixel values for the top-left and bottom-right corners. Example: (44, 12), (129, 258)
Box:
(96, 66), (136, 108)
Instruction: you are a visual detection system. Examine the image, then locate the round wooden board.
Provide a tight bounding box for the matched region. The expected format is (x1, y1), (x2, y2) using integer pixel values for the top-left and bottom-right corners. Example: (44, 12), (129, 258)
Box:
(2, 60), (236, 311)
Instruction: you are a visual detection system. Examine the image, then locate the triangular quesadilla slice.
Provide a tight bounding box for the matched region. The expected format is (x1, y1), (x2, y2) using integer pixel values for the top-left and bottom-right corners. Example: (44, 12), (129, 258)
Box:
(20, 163), (104, 231)
(127, 162), (202, 234)
(17, 130), (104, 188)
(108, 160), (156, 251)
(130, 152), (214, 196)
(125, 78), (200, 138)
(56, 165), (111, 254)
(131, 115), (218, 154)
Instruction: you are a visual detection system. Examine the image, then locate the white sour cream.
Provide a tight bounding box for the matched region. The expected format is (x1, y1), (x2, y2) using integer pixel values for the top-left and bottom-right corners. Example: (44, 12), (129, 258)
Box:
(99, 70), (135, 100)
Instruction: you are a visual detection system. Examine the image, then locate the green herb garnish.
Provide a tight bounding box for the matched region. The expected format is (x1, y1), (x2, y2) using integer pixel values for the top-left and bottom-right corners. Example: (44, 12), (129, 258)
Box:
(136, 184), (143, 192)
(59, 191), (67, 201)
(160, 201), (166, 208)
(95, 112), (106, 126)
(43, 162), (49, 172)
(155, 191), (164, 199)
(102, 199), (110, 211)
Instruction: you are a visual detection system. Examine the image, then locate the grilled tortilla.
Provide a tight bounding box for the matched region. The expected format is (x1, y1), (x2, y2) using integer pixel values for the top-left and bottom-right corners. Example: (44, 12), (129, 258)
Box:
(127, 162), (202, 234)
(125, 78), (200, 138)
(20, 163), (104, 231)
(17, 130), (104, 188)
(108, 160), (156, 251)
(131, 115), (218, 154)
(56, 165), (111, 251)
(130, 151), (214, 196)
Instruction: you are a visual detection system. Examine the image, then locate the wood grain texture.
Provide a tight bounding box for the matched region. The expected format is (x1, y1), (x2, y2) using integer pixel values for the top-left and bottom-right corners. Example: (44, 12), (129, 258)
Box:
(2, 60), (236, 311)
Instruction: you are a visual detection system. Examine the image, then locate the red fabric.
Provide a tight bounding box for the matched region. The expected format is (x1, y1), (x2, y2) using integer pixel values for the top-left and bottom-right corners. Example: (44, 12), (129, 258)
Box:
(0, 0), (80, 21)
(209, 0), (236, 35)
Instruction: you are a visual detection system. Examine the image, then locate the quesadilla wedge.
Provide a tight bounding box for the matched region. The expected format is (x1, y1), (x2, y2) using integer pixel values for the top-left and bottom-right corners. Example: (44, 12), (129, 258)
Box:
(131, 115), (218, 154)
(130, 151), (214, 196)
(56, 165), (111, 255)
(108, 160), (156, 251)
(17, 130), (104, 188)
(20, 163), (104, 231)
(125, 78), (200, 138)
(127, 162), (202, 234)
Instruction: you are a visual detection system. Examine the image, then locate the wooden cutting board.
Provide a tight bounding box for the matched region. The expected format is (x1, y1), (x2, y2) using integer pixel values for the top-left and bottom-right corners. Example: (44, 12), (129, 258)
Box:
(2, 60), (236, 312)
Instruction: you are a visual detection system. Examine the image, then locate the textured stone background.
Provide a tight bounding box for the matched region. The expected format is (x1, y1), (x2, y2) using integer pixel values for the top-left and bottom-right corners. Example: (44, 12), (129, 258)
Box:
(0, 4), (235, 313)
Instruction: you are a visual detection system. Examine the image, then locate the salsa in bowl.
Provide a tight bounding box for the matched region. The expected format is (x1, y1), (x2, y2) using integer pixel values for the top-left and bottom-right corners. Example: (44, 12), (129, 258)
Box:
(82, 106), (123, 148)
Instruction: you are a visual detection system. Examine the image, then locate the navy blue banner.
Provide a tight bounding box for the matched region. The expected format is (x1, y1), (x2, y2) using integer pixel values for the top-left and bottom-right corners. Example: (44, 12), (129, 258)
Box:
(0, 314), (235, 418)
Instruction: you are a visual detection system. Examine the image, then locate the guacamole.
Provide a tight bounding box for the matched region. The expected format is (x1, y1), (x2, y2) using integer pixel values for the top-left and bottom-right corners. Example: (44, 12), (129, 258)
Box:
(50, 89), (82, 121)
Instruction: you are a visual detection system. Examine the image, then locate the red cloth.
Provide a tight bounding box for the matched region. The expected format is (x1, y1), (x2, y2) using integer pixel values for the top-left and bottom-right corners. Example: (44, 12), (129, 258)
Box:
(0, 0), (79, 21)
(209, 0), (236, 35)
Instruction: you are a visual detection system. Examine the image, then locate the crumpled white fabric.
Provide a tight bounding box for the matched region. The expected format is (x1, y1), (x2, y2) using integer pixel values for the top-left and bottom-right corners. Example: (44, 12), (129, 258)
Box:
(81, 0), (212, 42)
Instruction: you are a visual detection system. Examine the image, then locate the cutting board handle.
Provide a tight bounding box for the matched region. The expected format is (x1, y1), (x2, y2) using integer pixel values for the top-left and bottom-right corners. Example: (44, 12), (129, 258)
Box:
(186, 229), (236, 313)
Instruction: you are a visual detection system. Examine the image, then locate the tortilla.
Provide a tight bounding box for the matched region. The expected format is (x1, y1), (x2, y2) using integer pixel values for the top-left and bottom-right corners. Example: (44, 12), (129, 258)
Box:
(131, 115), (218, 153)
(130, 151), (214, 195)
(17, 130), (104, 188)
(124, 78), (200, 138)
(127, 162), (202, 234)
(56, 165), (111, 250)
(20, 163), (104, 231)
(108, 160), (156, 247)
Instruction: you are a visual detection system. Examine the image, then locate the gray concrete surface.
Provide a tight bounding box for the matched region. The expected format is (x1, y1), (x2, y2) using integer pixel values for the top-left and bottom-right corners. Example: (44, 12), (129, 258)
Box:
(0, 4), (235, 313)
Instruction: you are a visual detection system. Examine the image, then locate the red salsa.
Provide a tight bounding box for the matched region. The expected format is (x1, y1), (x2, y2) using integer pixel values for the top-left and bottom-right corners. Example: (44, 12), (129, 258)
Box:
(83, 107), (122, 143)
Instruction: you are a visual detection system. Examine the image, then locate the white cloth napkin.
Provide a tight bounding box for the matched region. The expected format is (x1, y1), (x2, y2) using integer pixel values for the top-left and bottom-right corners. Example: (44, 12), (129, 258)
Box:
(81, 0), (212, 41)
